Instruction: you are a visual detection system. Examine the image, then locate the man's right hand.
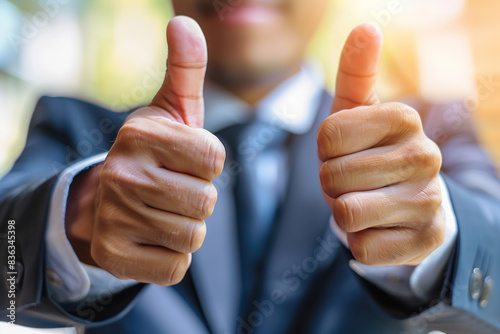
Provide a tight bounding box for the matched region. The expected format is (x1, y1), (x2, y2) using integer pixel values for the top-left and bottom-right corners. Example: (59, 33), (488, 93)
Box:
(66, 16), (225, 286)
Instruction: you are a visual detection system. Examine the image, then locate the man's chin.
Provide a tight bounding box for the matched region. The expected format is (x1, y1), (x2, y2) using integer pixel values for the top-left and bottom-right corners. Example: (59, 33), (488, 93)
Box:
(207, 61), (298, 89)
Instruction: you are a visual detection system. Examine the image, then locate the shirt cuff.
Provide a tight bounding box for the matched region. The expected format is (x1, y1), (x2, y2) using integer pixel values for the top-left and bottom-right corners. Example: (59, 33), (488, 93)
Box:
(330, 174), (458, 302)
(45, 153), (138, 303)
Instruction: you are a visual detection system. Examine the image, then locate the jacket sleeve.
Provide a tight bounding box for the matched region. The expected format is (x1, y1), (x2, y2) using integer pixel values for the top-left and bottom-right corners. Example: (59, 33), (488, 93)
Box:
(352, 100), (500, 333)
(421, 101), (500, 332)
(424, 174), (500, 333)
(0, 96), (141, 326)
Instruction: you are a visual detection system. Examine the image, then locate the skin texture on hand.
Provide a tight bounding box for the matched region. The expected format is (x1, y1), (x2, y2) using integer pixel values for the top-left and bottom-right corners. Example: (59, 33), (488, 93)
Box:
(317, 24), (445, 266)
(65, 16), (226, 286)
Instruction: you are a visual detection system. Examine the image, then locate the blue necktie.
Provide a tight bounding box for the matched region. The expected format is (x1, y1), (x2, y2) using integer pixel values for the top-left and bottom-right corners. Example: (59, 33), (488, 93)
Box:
(217, 120), (289, 308)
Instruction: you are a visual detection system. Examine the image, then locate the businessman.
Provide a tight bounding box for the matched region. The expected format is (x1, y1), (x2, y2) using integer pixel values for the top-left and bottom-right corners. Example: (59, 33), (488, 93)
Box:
(1, 1), (500, 333)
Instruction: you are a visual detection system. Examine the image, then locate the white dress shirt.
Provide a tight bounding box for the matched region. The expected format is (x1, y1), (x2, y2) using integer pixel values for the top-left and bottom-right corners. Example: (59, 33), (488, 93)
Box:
(45, 61), (458, 305)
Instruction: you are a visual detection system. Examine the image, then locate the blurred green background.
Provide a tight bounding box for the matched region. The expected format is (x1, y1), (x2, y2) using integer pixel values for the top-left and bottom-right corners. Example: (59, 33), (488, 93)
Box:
(1, 0), (500, 178)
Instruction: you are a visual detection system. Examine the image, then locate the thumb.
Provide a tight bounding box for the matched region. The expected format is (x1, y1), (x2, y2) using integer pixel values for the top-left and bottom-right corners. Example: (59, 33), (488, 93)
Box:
(150, 16), (207, 128)
(331, 24), (383, 114)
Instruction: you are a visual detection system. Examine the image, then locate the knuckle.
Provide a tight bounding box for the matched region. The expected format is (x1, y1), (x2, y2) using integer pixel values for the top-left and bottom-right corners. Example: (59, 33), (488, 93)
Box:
(420, 140), (442, 172)
(202, 130), (226, 180)
(187, 221), (206, 253)
(165, 256), (189, 286)
(348, 235), (369, 265)
(418, 179), (442, 211)
(410, 187), (441, 224)
(417, 148), (438, 169)
(317, 116), (343, 160)
(390, 102), (421, 133)
(91, 237), (123, 274)
(319, 162), (335, 197)
(100, 160), (137, 189)
(400, 144), (421, 168)
(117, 116), (176, 154)
(320, 159), (350, 198)
(203, 132), (226, 179)
(197, 183), (218, 219)
(333, 196), (363, 232)
(117, 118), (147, 144)
(400, 139), (441, 173)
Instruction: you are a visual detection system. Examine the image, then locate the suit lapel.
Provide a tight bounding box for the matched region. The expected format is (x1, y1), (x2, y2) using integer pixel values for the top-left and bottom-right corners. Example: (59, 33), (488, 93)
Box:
(190, 164), (241, 334)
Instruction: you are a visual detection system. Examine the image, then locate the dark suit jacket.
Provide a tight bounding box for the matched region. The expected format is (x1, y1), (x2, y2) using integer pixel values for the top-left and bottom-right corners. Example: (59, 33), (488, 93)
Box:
(1, 94), (500, 333)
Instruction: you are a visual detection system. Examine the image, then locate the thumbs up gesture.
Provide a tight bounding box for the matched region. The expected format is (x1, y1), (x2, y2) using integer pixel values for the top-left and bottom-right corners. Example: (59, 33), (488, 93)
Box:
(317, 25), (445, 266)
(86, 17), (225, 285)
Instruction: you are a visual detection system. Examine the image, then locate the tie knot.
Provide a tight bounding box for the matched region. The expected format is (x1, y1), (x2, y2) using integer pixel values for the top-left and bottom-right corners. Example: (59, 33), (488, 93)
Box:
(217, 120), (289, 161)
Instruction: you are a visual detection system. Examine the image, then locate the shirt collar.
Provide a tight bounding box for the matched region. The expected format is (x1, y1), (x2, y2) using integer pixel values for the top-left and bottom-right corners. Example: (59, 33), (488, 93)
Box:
(203, 61), (325, 134)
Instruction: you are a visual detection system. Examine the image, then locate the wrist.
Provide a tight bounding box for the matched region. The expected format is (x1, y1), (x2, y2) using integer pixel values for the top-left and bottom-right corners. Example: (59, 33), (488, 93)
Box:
(65, 163), (102, 266)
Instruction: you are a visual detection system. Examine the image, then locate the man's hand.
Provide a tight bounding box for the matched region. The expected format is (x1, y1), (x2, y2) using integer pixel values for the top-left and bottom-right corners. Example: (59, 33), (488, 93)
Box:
(317, 24), (445, 266)
(66, 16), (225, 286)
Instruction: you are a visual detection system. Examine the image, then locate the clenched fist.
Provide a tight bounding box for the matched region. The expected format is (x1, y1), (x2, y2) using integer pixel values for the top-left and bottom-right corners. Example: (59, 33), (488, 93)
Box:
(317, 24), (445, 266)
(66, 17), (225, 286)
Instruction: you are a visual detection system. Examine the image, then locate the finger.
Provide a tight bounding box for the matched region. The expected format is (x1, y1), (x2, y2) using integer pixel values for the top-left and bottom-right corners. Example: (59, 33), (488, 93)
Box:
(137, 168), (217, 221)
(95, 187), (206, 256)
(150, 121), (225, 180)
(320, 145), (406, 198)
(92, 237), (192, 286)
(129, 208), (206, 254)
(117, 116), (225, 180)
(331, 24), (383, 114)
(317, 102), (422, 161)
(319, 141), (440, 199)
(332, 179), (442, 233)
(150, 16), (208, 128)
(346, 212), (445, 266)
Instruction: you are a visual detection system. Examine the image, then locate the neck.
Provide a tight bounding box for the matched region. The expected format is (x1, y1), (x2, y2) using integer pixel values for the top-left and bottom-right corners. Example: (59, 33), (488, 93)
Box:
(207, 63), (302, 105)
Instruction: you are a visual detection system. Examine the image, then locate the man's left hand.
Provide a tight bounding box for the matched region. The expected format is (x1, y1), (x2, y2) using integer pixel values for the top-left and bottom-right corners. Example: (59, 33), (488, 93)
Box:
(317, 24), (445, 266)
